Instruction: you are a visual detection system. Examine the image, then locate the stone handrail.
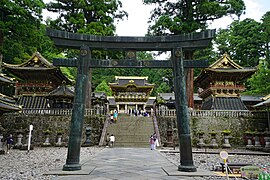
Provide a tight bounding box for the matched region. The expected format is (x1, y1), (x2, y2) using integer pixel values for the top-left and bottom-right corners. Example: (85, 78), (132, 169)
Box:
(99, 115), (110, 146)
(152, 116), (161, 144)
(19, 108), (105, 116)
(156, 109), (257, 117)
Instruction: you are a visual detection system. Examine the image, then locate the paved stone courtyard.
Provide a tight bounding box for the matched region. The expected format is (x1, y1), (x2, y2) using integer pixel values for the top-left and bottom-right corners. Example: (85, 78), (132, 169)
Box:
(0, 146), (269, 180)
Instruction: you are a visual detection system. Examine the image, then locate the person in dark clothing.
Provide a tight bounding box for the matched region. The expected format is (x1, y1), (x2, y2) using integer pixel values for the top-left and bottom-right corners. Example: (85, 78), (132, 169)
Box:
(6, 134), (13, 153)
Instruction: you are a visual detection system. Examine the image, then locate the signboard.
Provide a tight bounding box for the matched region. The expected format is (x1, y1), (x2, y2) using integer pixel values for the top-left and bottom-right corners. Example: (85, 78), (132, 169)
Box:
(220, 151), (228, 160)
(240, 166), (261, 179)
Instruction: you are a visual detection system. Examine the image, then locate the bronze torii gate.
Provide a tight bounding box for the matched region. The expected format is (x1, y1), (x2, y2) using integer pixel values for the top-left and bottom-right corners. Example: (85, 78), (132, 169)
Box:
(47, 28), (215, 172)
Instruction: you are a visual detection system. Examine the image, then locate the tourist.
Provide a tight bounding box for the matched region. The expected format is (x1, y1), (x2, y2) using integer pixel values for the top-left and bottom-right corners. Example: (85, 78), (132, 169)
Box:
(113, 110), (118, 123)
(150, 108), (154, 116)
(6, 134), (13, 153)
(110, 114), (114, 123)
(152, 133), (157, 150)
(109, 134), (115, 147)
(149, 135), (155, 150)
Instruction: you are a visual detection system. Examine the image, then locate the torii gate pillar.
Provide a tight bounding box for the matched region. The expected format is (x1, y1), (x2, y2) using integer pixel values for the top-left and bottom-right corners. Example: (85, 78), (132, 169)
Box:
(172, 48), (196, 171)
(62, 46), (91, 171)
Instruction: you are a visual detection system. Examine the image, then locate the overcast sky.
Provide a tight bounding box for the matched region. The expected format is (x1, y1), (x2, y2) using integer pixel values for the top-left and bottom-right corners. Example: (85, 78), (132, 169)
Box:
(115, 0), (270, 36)
(43, 0), (270, 36)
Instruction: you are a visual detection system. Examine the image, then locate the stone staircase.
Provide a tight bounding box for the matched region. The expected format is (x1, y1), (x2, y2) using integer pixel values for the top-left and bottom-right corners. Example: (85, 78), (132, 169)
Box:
(106, 114), (155, 147)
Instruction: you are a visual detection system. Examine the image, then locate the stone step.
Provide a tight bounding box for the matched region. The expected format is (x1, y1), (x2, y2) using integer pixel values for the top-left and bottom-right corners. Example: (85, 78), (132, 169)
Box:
(106, 114), (154, 147)
(112, 136), (151, 141)
(107, 127), (154, 132)
(114, 142), (150, 147)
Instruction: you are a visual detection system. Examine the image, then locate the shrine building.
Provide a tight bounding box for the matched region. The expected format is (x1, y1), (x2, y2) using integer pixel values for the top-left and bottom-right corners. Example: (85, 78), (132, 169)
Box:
(0, 73), (21, 114)
(3, 52), (72, 110)
(194, 53), (257, 110)
(108, 76), (155, 113)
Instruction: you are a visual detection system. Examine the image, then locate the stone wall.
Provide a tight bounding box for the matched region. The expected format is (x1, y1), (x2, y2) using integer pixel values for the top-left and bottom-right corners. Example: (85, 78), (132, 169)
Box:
(157, 116), (268, 147)
(1, 113), (267, 148)
(0, 114), (106, 146)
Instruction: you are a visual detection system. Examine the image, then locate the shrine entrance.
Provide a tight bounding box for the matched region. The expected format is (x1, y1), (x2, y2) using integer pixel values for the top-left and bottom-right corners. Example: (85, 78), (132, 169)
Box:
(47, 28), (215, 172)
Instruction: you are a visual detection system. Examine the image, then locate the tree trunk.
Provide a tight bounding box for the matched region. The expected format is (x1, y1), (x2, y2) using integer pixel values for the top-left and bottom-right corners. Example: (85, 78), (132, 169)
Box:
(185, 51), (194, 108)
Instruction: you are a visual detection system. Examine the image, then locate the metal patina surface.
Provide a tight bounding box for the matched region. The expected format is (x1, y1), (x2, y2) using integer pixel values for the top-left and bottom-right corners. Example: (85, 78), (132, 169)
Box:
(47, 28), (215, 172)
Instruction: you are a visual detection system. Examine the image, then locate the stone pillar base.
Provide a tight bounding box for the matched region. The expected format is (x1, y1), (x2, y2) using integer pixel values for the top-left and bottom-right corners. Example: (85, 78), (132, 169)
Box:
(178, 165), (197, 172)
(63, 163), (82, 171)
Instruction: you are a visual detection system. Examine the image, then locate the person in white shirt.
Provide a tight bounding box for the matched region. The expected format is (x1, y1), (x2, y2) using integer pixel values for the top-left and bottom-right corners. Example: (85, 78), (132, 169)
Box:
(109, 134), (115, 147)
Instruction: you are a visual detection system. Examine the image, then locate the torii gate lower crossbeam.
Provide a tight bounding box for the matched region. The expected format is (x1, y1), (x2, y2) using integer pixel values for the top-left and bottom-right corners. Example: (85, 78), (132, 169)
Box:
(47, 28), (215, 173)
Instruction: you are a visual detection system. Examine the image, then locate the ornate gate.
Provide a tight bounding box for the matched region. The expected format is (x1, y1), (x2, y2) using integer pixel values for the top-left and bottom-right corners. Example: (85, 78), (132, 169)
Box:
(47, 28), (215, 172)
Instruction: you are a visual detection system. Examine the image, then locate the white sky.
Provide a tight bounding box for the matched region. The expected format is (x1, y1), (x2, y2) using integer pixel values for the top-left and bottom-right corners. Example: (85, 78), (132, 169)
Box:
(43, 0), (269, 59)
(115, 0), (270, 36)
(43, 0), (270, 36)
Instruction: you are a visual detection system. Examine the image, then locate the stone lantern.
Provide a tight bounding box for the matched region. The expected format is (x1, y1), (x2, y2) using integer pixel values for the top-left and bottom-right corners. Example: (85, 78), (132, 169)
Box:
(165, 128), (173, 147)
(42, 129), (52, 147)
(197, 131), (205, 148)
(14, 127), (24, 149)
(0, 123), (6, 154)
(222, 130), (231, 148)
(209, 130), (218, 148)
(82, 127), (92, 147)
(263, 128), (270, 152)
(254, 130), (262, 151)
(55, 129), (64, 147)
(244, 130), (254, 149)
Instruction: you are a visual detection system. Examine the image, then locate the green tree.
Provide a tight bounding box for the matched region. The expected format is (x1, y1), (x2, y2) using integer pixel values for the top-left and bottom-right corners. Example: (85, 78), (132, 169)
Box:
(46, 0), (128, 107)
(261, 11), (270, 64)
(143, 0), (246, 103)
(246, 60), (270, 95)
(95, 80), (112, 96)
(214, 19), (265, 67)
(0, 0), (50, 63)
(156, 82), (171, 94)
(143, 0), (245, 35)
(46, 0), (127, 35)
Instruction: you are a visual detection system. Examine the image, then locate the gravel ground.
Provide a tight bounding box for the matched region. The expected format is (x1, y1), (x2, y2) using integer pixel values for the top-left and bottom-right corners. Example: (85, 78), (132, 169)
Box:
(0, 146), (269, 180)
(0, 146), (103, 180)
(161, 147), (270, 180)
(162, 147), (270, 170)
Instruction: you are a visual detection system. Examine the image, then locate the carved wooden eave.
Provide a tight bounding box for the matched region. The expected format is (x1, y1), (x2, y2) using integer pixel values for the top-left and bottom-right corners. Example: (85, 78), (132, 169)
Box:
(195, 53), (257, 100)
(0, 93), (21, 113)
(195, 53), (257, 86)
(109, 76), (155, 102)
(0, 73), (16, 85)
(109, 76), (154, 95)
(3, 52), (72, 85)
(3, 52), (54, 68)
(47, 83), (74, 99)
(109, 83), (155, 95)
(262, 94), (270, 101)
(209, 53), (242, 69)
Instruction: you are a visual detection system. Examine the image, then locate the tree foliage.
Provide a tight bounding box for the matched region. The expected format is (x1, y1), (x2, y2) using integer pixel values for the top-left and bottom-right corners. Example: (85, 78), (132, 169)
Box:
(215, 19), (265, 67)
(143, 0), (245, 35)
(46, 0), (127, 35)
(246, 60), (270, 95)
(0, 0), (52, 63)
(261, 11), (270, 64)
(95, 80), (112, 96)
(156, 82), (171, 94)
(45, 0), (128, 81)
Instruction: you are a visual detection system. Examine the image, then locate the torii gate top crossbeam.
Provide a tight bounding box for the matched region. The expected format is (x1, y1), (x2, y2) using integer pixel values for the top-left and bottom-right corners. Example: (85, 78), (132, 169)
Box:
(46, 28), (215, 51)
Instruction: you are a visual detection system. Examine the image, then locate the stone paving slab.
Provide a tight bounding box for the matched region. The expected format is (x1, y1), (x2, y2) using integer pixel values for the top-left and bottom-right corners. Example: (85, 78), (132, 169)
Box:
(48, 147), (215, 180)
(160, 149), (270, 156)
(163, 166), (216, 177)
(43, 166), (96, 175)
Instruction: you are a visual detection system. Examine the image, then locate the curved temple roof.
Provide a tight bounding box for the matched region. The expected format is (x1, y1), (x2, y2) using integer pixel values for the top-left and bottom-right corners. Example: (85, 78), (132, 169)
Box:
(3, 52), (72, 85)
